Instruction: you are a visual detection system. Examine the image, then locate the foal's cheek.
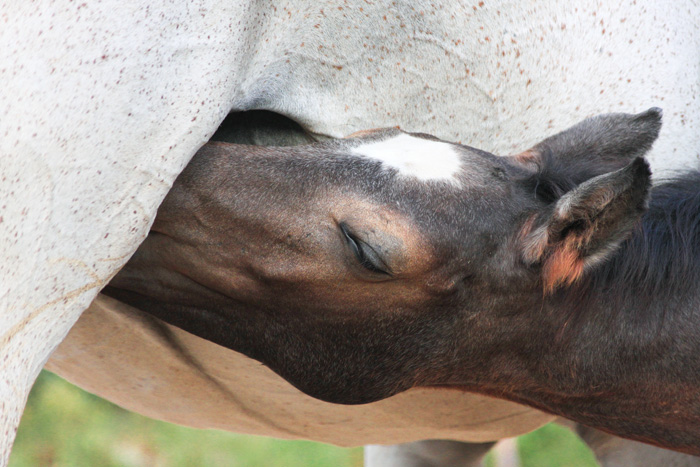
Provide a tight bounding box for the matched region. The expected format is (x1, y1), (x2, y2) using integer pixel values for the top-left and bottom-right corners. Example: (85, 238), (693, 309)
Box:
(298, 279), (427, 317)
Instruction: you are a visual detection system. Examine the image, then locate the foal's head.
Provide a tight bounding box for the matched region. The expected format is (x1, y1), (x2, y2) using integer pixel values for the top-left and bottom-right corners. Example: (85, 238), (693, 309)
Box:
(108, 108), (660, 404)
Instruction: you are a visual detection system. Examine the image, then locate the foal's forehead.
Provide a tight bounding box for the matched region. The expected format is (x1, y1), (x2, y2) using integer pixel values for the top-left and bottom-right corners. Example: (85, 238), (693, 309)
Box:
(344, 129), (496, 188)
(350, 132), (462, 185)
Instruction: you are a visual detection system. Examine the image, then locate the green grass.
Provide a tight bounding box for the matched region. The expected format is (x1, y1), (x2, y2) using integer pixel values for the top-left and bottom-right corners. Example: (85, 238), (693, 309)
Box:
(516, 424), (598, 467)
(10, 371), (599, 466)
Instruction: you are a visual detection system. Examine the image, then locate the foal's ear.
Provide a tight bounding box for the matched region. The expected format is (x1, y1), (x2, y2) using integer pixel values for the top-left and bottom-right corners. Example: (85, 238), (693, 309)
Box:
(521, 158), (651, 292)
(514, 108), (662, 175)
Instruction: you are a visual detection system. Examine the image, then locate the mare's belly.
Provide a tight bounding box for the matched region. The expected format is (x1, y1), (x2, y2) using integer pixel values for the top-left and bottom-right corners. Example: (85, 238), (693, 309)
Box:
(46, 294), (554, 446)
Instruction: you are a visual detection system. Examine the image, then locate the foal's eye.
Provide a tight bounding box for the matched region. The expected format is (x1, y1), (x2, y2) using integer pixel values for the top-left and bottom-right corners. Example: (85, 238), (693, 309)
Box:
(339, 223), (391, 275)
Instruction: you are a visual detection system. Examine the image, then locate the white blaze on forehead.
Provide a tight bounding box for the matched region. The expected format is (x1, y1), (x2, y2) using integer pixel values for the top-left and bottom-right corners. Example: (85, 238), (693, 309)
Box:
(351, 133), (463, 184)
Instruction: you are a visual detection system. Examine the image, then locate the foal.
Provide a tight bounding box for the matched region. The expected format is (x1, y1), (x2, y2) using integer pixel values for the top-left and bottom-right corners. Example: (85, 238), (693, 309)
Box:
(106, 108), (700, 454)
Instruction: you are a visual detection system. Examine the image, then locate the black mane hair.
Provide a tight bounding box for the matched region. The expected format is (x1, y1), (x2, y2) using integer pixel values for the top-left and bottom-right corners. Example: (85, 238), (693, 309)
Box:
(556, 170), (700, 327)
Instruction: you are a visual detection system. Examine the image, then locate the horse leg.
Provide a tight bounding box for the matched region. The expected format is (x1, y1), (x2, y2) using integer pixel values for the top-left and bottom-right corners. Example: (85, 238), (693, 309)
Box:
(365, 426), (700, 467)
(364, 440), (498, 467)
(575, 424), (700, 466)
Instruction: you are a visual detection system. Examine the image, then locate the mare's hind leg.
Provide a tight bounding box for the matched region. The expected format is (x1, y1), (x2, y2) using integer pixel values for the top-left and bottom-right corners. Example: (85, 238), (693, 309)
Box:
(364, 440), (496, 467)
(365, 427), (700, 467)
(576, 424), (700, 467)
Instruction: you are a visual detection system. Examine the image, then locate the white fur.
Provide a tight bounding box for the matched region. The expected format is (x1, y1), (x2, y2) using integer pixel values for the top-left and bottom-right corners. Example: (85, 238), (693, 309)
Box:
(0, 1), (243, 460)
(352, 134), (462, 184)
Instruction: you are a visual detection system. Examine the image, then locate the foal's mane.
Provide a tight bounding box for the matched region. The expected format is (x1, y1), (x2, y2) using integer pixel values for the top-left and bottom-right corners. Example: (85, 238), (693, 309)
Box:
(560, 170), (700, 324)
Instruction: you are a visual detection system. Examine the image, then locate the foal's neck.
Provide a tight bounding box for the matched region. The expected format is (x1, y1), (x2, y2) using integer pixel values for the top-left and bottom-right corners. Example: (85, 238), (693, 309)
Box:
(556, 172), (700, 336)
(500, 172), (700, 401)
(508, 173), (700, 451)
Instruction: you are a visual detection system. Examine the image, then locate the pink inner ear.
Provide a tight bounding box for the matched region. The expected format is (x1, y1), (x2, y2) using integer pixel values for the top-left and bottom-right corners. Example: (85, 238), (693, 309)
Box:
(519, 214), (548, 264)
(543, 244), (585, 293)
(519, 215), (587, 293)
(512, 149), (540, 166)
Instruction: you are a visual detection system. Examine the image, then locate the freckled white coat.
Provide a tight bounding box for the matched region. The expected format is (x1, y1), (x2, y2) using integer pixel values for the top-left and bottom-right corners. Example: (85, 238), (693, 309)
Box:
(2, 0), (699, 463)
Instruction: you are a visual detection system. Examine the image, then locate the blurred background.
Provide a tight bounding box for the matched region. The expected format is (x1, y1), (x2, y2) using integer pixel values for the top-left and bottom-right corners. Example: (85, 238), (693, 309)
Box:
(10, 371), (599, 466)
